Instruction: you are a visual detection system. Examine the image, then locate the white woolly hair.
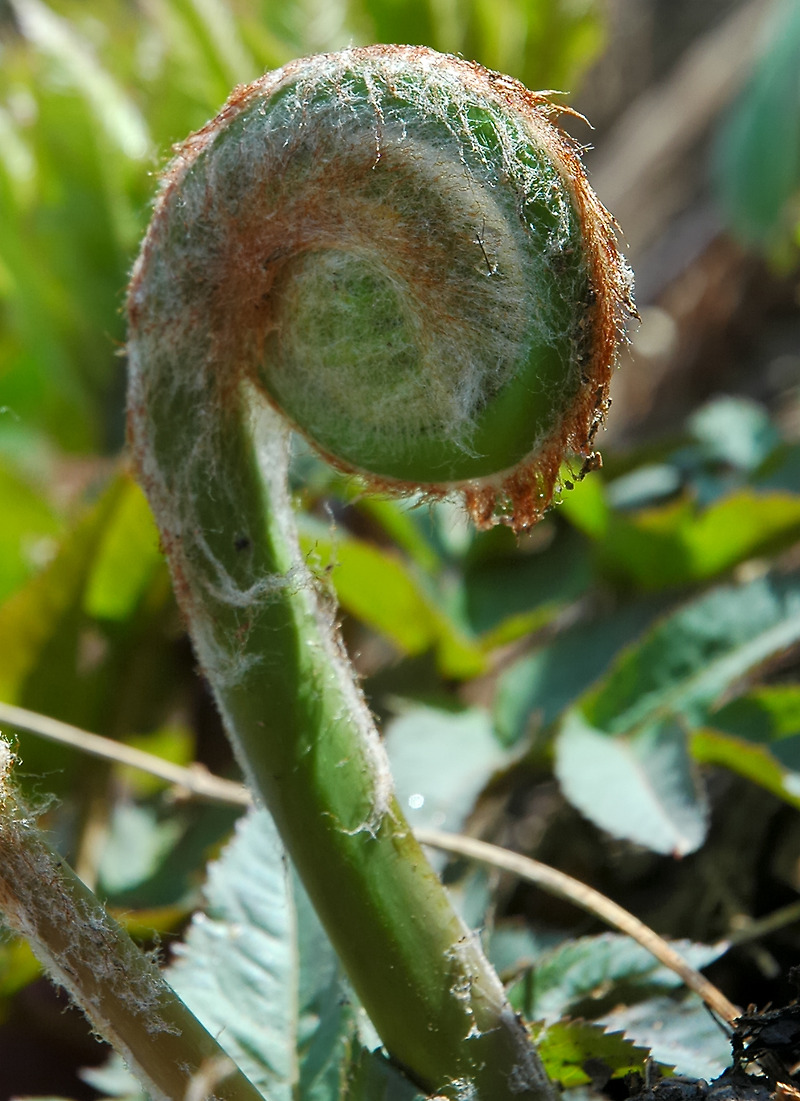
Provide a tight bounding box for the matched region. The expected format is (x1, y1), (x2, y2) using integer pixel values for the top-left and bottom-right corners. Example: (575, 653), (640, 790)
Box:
(126, 44), (629, 828)
(129, 46), (630, 534)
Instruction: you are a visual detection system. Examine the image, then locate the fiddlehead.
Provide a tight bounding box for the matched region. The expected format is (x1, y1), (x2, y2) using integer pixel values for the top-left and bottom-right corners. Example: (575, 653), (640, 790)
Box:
(130, 45), (630, 532)
(127, 45), (629, 1100)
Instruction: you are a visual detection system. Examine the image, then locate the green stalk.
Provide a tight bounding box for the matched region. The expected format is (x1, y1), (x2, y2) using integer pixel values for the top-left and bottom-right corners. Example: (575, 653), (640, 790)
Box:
(0, 740), (263, 1101)
(128, 390), (555, 1099)
(127, 45), (629, 1098)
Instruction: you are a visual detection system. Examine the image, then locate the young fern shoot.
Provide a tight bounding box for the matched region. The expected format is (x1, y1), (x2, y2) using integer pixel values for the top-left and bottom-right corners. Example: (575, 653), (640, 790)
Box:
(127, 45), (630, 1100)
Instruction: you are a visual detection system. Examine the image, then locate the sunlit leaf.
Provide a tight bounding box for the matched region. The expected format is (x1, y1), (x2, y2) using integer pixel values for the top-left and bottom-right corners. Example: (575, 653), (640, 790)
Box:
(577, 491), (800, 590)
(552, 575), (800, 850)
(507, 933), (727, 1023)
(600, 995), (732, 1079)
(0, 479), (121, 707)
(691, 728), (800, 810)
(169, 808), (356, 1100)
(530, 1019), (651, 1088)
(555, 715), (708, 854)
(10, 0), (150, 160)
(84, 477), (163, 621)
(385, 706), (508, 833)
(582, 575), (800, 734)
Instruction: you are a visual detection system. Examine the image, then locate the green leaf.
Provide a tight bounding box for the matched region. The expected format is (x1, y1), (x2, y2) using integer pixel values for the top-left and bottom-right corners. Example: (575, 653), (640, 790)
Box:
(352, 495), (441, 575)
(0, 473), (180, 791)
(84, 478), (163, 621)
(711, 685), (800, 766)
(97, 803), (184, 896)
(486, 924), (563, 979)
(600, 995), (732, 1079)
(0, 478), (121, 707)
(0, 460), (62, 603)
(687, 397), (780, 474)
(507, 933), (727, 1023)
(555, 715), (708, 854)
(168, 808), (356, 1100)
(714, 0), (800, 251)
(691, 728), (800, 810)
(10, 0), (150, 161)
(582, 574), (800, 734)
(385, 706), (509, 832)
(493, 600), (662, 746)
(299, 519), (484, 678)
(0, 936), (41, 1000)
(530, 1019), (651, 1088)
(606, 464), (682, 511)
(118, 724), (195, 798)
(584, 491), (800, 590)
(462, 525), (591, 643)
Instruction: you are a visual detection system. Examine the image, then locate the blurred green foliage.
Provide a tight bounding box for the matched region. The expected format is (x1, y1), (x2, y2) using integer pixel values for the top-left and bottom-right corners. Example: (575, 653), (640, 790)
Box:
(0, 0), (603, 459)
(714, 0), (800, 263)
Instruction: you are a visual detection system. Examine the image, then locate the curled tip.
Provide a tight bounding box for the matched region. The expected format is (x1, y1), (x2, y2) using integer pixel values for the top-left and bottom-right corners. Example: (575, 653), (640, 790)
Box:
(128, 44), (633, 533)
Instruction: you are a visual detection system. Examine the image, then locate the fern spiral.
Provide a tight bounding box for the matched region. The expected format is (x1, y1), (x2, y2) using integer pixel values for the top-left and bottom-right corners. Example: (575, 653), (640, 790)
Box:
(129, 45), (630, 532)
(127, 45), (630, 1100)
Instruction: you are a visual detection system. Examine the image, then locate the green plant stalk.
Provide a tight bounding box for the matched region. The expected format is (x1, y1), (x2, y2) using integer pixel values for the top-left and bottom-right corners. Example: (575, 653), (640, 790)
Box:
(128, 387), (554, 1100)
(0, 740), (263, 1101)
(128, 44), (629, 1098)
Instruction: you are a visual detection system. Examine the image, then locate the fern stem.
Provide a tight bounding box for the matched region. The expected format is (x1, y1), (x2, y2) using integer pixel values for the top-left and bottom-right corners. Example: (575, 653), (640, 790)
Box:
(127, 44), (629, 1098)
(0, 741), (264, 1101)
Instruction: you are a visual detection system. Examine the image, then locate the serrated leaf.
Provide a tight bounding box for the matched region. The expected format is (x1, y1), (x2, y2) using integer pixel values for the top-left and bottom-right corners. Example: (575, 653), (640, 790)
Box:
(507, 933), (727, 1023)
(168, 808), (355, 1100)
(600, 995), (732, 1079)
(584, 574), (800, 734)
(555, 715), (708, 854)
(530, 1019), (651, 1088)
